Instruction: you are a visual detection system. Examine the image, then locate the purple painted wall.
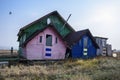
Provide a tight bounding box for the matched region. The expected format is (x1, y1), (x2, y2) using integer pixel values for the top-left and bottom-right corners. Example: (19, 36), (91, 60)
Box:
(24, 27), (67, 60)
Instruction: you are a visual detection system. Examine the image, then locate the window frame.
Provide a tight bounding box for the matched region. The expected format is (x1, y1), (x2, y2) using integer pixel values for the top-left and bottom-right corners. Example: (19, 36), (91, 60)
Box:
(83, 37), (88, 48)
(39, 36), (42, 43)
(55, 37), (58, 44)
(46, 34), (52, 46)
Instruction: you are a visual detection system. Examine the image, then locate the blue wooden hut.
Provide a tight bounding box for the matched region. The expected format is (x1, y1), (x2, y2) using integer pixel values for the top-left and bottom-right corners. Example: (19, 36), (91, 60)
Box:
(65, 29), (99, 59)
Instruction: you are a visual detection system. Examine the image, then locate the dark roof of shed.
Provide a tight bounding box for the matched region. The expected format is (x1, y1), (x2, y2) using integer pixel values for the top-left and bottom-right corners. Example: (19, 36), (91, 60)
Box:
(22, 25), (63, 47)
(64, 29), (99, 48)
(18, 11), (75, 36)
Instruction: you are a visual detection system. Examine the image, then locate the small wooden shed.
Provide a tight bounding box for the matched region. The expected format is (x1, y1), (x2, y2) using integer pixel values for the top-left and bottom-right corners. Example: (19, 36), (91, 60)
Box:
(17, 11), (75, 60)
(65, 29), (99, 59)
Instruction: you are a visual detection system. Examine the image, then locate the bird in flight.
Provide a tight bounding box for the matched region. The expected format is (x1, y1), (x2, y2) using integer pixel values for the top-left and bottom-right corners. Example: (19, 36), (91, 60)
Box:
(9, 11), (12, 15)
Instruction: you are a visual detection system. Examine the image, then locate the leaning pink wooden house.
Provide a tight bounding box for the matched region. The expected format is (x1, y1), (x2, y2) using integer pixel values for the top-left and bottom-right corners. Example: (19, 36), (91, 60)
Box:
(17, 11), (75, 60)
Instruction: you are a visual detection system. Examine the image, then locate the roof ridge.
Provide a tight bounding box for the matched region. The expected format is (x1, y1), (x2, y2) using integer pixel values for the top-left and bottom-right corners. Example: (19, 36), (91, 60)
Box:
(17, 11), (75, 37)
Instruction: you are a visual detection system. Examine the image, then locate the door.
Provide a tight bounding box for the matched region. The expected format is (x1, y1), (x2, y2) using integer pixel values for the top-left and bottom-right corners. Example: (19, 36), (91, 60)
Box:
(44, 34), (52, 59)
(83, 37), (88, 58)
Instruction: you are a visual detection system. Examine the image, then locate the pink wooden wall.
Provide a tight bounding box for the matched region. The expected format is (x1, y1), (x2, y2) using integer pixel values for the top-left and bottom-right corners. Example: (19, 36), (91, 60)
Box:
(24, 27), (67, 60)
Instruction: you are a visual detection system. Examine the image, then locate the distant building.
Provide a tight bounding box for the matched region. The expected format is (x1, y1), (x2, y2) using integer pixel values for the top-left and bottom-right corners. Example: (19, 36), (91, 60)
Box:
(94, 36), (112, 56)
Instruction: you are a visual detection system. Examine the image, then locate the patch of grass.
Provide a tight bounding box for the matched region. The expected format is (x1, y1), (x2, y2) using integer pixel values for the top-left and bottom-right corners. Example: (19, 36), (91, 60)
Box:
(92, 70), (120, 80)
(0, 57), (119, 80)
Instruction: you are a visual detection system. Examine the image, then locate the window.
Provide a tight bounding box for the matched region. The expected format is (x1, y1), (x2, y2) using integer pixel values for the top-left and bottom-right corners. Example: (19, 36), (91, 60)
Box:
(83, 48), (88, 55)
(56, 37), (58, 43)
(83, 37), (88, 48)
(84, 52), (87, 55)
(47, 18), (51, 24)
(46, 34), (52, 46)
(102, 39), (106, 47)
(39, 36), (42, 43)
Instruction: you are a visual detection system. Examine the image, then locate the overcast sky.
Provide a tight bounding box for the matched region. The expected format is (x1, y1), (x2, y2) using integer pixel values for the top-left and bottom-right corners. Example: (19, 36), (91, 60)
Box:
(0, 0), (120, 50)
